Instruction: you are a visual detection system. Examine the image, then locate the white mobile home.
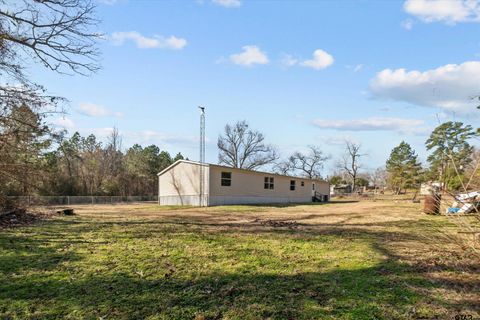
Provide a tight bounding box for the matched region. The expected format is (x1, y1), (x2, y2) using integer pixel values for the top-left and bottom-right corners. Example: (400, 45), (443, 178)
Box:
(157, 160), (330, 206)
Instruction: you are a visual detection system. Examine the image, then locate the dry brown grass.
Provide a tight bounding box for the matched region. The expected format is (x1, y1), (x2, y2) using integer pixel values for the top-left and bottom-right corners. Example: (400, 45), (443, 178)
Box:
(64, 199), (424, 226)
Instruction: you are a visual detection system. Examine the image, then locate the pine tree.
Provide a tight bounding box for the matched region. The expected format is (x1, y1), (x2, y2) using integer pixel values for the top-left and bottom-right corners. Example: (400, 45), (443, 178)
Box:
(386, 141), (422, 195)
(0, 104), (52, 196)
(425, 122), (477, 190)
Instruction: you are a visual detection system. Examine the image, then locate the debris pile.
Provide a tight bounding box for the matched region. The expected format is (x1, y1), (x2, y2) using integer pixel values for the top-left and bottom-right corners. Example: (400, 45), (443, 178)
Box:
(56, 208), (75, 216)
(447, 191), (480, 214)
(253, 218), (299, 229)
(0, 209), (53, 228)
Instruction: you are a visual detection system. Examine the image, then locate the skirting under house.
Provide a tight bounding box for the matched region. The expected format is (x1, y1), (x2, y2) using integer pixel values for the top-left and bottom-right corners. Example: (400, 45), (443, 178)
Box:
(157, 160), (330, 206)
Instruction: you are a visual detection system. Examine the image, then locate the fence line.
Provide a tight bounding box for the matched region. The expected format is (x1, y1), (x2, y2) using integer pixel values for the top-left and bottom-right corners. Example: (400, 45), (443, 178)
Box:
(8, 195), (158, 206)
(331, 191), (422, 201)
(8, 192), (425, 206)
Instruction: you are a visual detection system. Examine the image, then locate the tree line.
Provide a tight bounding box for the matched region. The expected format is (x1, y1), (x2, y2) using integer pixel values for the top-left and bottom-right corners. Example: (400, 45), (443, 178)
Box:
(1, 0), (479, 211)
(2, 107), (185, 197)
(217, 120), (480, 194)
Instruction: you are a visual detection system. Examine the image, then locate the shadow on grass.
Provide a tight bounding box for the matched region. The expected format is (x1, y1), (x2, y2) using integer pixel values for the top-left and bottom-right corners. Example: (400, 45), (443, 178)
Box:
(0, 261), (431, 319)
(0, 216), (478, 319)
(0, 231), (83, 275)
(2, 258), (477, 319)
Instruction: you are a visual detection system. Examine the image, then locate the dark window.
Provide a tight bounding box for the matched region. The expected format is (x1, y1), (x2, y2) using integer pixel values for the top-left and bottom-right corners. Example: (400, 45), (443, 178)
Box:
(221, 172), (231, 186)
(301, 181), (305, 187)
(264, 177), (274, 189)
(290, 180), (296, 191)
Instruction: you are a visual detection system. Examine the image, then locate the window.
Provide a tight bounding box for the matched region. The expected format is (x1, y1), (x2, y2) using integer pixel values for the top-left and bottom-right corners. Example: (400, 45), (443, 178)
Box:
(264, 177), (274, 189)
(221, 172), (231, 186)
(301, 181), (305, 187)
(290, 180), (296, 191)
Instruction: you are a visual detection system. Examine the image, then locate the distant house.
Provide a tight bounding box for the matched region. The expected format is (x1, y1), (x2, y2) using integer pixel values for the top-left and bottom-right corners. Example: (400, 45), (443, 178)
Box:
(330, 184), (352, 196)
(158, 160), (330, 206)
(420, 182), (443, 195)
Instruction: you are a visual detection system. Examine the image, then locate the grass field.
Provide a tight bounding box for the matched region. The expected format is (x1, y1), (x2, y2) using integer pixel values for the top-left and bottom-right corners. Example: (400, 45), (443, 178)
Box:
(0, 200), (479, 319)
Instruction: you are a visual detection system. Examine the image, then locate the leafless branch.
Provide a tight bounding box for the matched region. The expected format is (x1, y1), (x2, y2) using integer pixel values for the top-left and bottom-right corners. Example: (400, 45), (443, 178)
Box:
(217, 120), (278, 170)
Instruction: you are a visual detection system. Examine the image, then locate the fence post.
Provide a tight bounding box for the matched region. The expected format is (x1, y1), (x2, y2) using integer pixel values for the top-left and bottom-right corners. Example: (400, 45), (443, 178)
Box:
(92, 196), (94, 205)
(67, 196), (70, 206)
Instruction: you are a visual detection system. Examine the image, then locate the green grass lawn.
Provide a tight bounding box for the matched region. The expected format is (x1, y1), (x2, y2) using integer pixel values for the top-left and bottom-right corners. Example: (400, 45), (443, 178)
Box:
(0, 201), (478, 319)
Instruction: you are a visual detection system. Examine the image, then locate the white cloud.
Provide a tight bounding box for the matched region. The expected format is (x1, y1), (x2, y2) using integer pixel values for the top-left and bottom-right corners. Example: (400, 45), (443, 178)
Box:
(404, 0), (480, 24)
(77, 103), (123, 118)
(300, 49), (334, 70)
(81, 128), (199, 146)
(212, 0), (241, 8)
(129, 130), (200, 146)
(229, 45), (269, 66)
(312, 117), (427, 134)
(77, 103), (108, 117)
(370, 61), (480, 112)
(53, 117), (75, 130)
(322, 135), (358, 146)
(89, 129), (201, 149)
(111, 31), (187, 50)
(280, 50), (334, 70)
(88, 127), (116, 139)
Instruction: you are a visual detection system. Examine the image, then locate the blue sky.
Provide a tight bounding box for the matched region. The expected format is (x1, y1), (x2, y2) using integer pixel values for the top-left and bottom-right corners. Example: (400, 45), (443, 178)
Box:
(40, 0), (480, 174)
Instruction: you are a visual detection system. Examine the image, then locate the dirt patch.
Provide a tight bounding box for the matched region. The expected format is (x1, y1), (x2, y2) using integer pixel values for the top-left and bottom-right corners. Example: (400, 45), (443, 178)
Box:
(252, 218), (300, 229)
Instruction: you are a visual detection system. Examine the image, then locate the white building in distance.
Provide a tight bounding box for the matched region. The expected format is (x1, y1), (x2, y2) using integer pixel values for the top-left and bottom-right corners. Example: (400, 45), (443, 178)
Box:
(158, 160), (330, 206)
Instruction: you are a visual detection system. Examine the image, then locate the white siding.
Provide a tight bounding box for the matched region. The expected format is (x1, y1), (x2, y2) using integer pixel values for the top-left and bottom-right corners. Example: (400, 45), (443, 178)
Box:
(158, 161), (209, 206)
(158, 160), (330, 206)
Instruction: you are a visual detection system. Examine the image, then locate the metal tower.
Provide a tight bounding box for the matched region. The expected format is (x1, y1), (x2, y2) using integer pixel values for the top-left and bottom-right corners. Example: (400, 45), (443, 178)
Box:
(199, 106), (206, 206)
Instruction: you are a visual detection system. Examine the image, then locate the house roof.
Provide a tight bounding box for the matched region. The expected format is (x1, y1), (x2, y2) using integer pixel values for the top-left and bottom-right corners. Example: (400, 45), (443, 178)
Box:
(157, 159), (209, 176)
(157, 160), (328, 183)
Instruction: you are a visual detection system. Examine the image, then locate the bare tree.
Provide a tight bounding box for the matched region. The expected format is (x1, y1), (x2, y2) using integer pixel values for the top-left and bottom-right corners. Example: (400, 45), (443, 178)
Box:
(287, 146), (329, 179)
(105, 127), (123, 181)
(1, 0), (100, 77)
(217, 120), (278, 170)
(339, 141), (364, 191)
(273, 160), (294, 176)
(0, 0), (101, 133)
(368, 167), (387, 193)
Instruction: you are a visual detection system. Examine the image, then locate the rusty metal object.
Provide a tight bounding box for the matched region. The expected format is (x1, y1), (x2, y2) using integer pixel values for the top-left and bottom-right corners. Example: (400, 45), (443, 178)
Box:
(424, 194), (441, 215)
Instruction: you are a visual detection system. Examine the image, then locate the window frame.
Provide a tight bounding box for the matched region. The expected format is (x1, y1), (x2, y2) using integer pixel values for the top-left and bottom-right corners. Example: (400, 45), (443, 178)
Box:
(290, 180), (296, 191)
(221, 171), (232, 186)
(264, 176), (274, 190)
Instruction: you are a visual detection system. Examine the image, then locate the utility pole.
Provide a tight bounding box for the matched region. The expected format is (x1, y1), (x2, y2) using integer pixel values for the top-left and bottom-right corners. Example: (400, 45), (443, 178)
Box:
(199, 106), (206, 207)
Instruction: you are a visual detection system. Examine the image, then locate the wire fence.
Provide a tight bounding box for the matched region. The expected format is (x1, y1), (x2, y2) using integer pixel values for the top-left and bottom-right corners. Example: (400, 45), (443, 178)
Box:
(8, 192), (430, 206)
(331, 191), (423, 201)
(8, 195), (158, 206)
